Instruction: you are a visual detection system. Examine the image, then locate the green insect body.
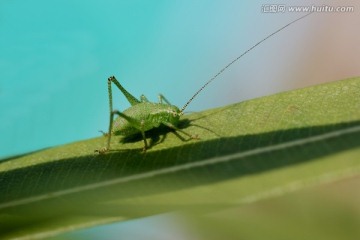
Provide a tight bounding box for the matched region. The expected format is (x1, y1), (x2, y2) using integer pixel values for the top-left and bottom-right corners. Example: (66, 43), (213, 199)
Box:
(96, 76), (194, 153)
(96, 12), (313, 153)
(112, 100), (181, 136)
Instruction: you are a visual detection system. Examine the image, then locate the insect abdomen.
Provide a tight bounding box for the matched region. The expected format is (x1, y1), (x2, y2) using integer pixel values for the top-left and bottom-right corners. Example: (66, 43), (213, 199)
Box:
(112, 102), (180, 137)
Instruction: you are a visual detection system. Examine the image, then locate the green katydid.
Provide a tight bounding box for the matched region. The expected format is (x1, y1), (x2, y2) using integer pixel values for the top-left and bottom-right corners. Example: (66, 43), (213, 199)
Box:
(96, 12), (313, 153)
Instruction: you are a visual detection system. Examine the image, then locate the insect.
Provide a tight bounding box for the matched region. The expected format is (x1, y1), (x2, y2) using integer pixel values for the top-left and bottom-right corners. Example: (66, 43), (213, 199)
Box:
(96, 12), (313, 153)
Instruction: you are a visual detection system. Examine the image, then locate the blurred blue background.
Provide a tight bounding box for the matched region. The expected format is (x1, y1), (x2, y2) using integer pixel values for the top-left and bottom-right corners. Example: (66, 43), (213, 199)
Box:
(0, 0), (359, 238)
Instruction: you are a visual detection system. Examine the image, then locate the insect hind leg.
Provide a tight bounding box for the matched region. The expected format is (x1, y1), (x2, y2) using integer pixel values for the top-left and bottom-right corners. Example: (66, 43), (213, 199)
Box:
(108, 76), (140, 106)
(96, 110), (148, 153)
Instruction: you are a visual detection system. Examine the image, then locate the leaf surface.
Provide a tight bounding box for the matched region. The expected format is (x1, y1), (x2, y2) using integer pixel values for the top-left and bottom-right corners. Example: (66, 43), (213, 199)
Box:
(1, 77), (359, 239)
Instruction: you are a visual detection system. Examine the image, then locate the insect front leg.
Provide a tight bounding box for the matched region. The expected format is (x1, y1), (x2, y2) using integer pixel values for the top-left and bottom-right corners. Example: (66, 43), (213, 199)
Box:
(162, 122), (199, 140)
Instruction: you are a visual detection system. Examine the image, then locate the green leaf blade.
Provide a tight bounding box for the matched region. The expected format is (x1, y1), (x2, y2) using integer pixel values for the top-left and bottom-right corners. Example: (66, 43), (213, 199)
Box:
(1, 77), (359, 239)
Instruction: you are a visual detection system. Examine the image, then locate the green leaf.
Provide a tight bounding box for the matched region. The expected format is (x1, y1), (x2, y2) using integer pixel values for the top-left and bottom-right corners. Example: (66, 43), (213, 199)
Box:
(1, 77), (360, 239)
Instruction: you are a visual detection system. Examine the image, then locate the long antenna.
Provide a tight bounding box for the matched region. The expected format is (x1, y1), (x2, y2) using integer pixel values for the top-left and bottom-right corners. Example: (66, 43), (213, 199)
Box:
(181, 12), (313, 112)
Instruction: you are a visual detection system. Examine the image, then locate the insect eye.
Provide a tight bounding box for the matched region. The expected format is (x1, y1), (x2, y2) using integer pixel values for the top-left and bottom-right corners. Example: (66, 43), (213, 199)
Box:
(170, 111), (177, 117)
